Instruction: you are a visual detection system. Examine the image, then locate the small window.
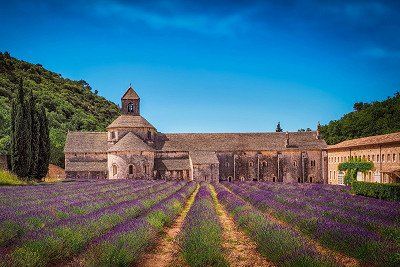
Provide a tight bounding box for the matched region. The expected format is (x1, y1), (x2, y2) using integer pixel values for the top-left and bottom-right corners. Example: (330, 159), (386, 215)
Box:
(372, 155), (375, 161)
(147, 131), (152, 140)
(249, 162), (254, 167)
(225, 162), (230, 167)
(129, 165), (134, 175)
(393, 154), (396, 162)
(293, 161), (297, 167)
(262, 161), (268, 167)
(111, 131), (115, 139)
(387, 154), (391, 162)
(382, 155), (385, 162)
(128, 103), (134, 112)
(112, 164), (118, 176)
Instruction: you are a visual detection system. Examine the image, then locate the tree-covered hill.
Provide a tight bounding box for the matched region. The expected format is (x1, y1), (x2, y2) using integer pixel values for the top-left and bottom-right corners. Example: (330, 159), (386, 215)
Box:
(320, 92), (400, 145)
(0, 52), (120, 167)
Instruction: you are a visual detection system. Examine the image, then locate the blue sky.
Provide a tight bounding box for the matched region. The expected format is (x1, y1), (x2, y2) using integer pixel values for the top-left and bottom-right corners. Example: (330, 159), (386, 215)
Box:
(1, 0), (399, 133)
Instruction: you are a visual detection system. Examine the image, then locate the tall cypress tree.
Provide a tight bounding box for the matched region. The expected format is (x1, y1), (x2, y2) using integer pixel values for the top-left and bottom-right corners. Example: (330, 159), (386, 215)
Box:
(28, 91), (40, 180)
(11, 79), (32, 178)
(36, 105), (50, 179)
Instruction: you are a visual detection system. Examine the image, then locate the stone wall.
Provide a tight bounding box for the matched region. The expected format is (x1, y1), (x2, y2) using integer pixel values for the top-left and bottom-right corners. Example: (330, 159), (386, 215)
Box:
(108, 151), (154, 180)
(66, 171), (107, 180)
(193, 163), (219, 182)
(217, 150), (325, 183)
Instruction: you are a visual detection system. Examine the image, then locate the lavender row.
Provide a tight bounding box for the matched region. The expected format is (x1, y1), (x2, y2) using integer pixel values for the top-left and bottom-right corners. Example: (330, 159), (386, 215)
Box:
(0, 180), (162, 221)
(226, 182), (399, 266)
(3, 182), (187, 267)
(179, 183), (228, 267)
(0, 179), (148, 211)
(0, 181), (171, 248)
(246, 181), (400, 223)
(213, 183), (335, 266)
(238, 182), (400, 242)
(81, 182), (197, 266)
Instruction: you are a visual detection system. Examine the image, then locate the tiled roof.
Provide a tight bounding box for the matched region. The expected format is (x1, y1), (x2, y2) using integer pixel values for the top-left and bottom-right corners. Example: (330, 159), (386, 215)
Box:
(107, 115), (155, 129)
(108, 132), (154, 152)
(328, 132), (400, 150)
(65, 161), (107, 172)
(154, 132), (326, 152)
(64, 132), (108, 153)
(122, 86), (139, 100)
(190, 151), (219, 165)
(154, 158), (190, 171)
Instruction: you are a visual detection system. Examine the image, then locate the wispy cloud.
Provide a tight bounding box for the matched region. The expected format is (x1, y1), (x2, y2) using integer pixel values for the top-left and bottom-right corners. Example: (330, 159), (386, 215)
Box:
(360, 47), (400, 59)
(90, 0), (256, 36)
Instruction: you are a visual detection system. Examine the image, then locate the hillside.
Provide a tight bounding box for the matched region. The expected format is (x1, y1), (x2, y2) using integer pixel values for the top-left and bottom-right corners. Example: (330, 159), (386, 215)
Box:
(0, 52), (120, 167)
(320, 92), (400, 145)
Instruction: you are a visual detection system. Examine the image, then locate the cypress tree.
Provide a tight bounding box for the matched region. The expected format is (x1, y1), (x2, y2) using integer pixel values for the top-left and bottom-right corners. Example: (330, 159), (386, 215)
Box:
(28, 91), (40, 180)
(276, 122), (283, 132)
(11, 79), (32, 178)
(36, 105), (50, 179)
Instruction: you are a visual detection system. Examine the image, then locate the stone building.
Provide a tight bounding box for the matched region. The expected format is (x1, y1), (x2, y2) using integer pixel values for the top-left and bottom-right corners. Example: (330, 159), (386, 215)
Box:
(64, 86), (328, 182)
(327, 132), (400, 185)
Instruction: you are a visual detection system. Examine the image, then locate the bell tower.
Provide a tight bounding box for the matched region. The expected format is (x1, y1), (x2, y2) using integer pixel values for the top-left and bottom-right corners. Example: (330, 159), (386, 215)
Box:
(121, 85), (140, 115)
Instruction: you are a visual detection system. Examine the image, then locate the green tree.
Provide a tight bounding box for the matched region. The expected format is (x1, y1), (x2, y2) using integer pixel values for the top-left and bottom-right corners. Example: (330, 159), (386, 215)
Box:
(276, 122), (283, 132)
(11, 79), (32, 178)
(36, 105), (50, 179)
(28, 90), (40, 179)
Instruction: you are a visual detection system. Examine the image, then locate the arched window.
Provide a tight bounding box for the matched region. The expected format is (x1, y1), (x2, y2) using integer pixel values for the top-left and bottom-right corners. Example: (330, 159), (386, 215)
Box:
(144, 165), (148, 174)
(129, 165), (134, 175)
(225, 162), (230, 167)
(228, 176), (232, 182)
(272, 176), (276, 182)
(262, 161), (268, 167)
(127, 103), (134, 113)
(112, 164), (118, 176)
(293, 161), (297, 167)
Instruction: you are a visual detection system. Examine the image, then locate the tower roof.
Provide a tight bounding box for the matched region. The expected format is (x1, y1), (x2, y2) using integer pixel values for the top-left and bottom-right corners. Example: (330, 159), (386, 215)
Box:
(122, 86), (140, 100)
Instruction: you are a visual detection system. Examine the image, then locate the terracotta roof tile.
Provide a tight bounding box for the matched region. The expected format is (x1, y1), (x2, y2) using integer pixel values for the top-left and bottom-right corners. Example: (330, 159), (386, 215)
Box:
(122, 86), (139, 100)
(154, 158), (190, 170)
(64, 132), (108, 153)
(108, 132), (154, 152)
(190, 151), (219, 164)
(154, 132), (326, 151)
(328, 132), (400, 150)
(107, 115), (155, 129)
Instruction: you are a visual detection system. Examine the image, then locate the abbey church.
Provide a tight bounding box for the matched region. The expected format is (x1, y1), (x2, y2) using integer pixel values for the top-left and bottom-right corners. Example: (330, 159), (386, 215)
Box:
(64, 86), (328, 183)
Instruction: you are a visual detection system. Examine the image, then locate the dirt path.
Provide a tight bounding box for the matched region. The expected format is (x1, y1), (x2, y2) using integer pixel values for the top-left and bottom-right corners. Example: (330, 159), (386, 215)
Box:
(209, 185), (275, 267)
(137, 185), (199, 267)
(222, 183), (359, 267)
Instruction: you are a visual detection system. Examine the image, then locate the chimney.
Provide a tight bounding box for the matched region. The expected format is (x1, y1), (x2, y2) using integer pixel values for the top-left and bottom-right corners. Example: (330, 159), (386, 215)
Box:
(285, 131), (290, 148)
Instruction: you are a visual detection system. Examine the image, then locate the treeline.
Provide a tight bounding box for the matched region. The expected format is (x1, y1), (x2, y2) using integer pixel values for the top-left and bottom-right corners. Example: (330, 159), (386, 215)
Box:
(0, 52), (120, 167)
(11, 80), (50, 180)
(320, 92), (400, 145)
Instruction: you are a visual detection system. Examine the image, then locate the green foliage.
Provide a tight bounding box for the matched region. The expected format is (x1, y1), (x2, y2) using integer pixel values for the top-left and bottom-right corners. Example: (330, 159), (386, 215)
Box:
(11, 79), (32, 178)
(338, 158), (373, 185)
(351, 181), (400, 201)
(0, 52), (120, 167)
(36, 105), (50, 179)
(276, 121), (283, 132)
(0, 170), (26, 186)
(320, 92), (400, 145)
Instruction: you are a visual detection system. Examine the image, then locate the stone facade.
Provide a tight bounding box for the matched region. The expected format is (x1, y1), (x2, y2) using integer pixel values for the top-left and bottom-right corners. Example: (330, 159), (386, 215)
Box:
(327, 133), (400, 185)
(64, 86), (328, 183)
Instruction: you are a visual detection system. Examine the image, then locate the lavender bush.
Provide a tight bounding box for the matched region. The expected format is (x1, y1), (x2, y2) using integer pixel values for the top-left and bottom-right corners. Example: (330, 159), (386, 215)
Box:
(179, 183), (228, 267)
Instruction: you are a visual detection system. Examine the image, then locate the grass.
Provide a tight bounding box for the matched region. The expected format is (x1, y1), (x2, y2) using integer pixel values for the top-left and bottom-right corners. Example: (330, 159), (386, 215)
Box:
(0, 170), (26, 186)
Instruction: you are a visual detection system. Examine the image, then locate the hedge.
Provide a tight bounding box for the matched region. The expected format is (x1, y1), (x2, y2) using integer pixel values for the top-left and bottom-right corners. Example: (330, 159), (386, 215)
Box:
(351, 181), (400, 201)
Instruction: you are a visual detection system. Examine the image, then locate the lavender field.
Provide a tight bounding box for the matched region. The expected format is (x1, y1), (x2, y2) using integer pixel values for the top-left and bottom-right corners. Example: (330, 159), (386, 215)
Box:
(0, 180), (399, 267)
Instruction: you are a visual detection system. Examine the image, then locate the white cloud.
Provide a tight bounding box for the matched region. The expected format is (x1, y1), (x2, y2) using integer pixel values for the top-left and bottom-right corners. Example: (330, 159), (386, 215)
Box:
(90, 1), (255, 36)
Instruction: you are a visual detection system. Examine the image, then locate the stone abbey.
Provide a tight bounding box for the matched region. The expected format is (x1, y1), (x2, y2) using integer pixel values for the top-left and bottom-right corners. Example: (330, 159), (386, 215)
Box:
(64, 86), (328, 182)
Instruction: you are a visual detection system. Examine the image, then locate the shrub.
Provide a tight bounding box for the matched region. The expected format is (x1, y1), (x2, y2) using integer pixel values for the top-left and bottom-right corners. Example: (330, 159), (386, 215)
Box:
(351, 181), (400, 201)
(0, 170), (26, 186)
